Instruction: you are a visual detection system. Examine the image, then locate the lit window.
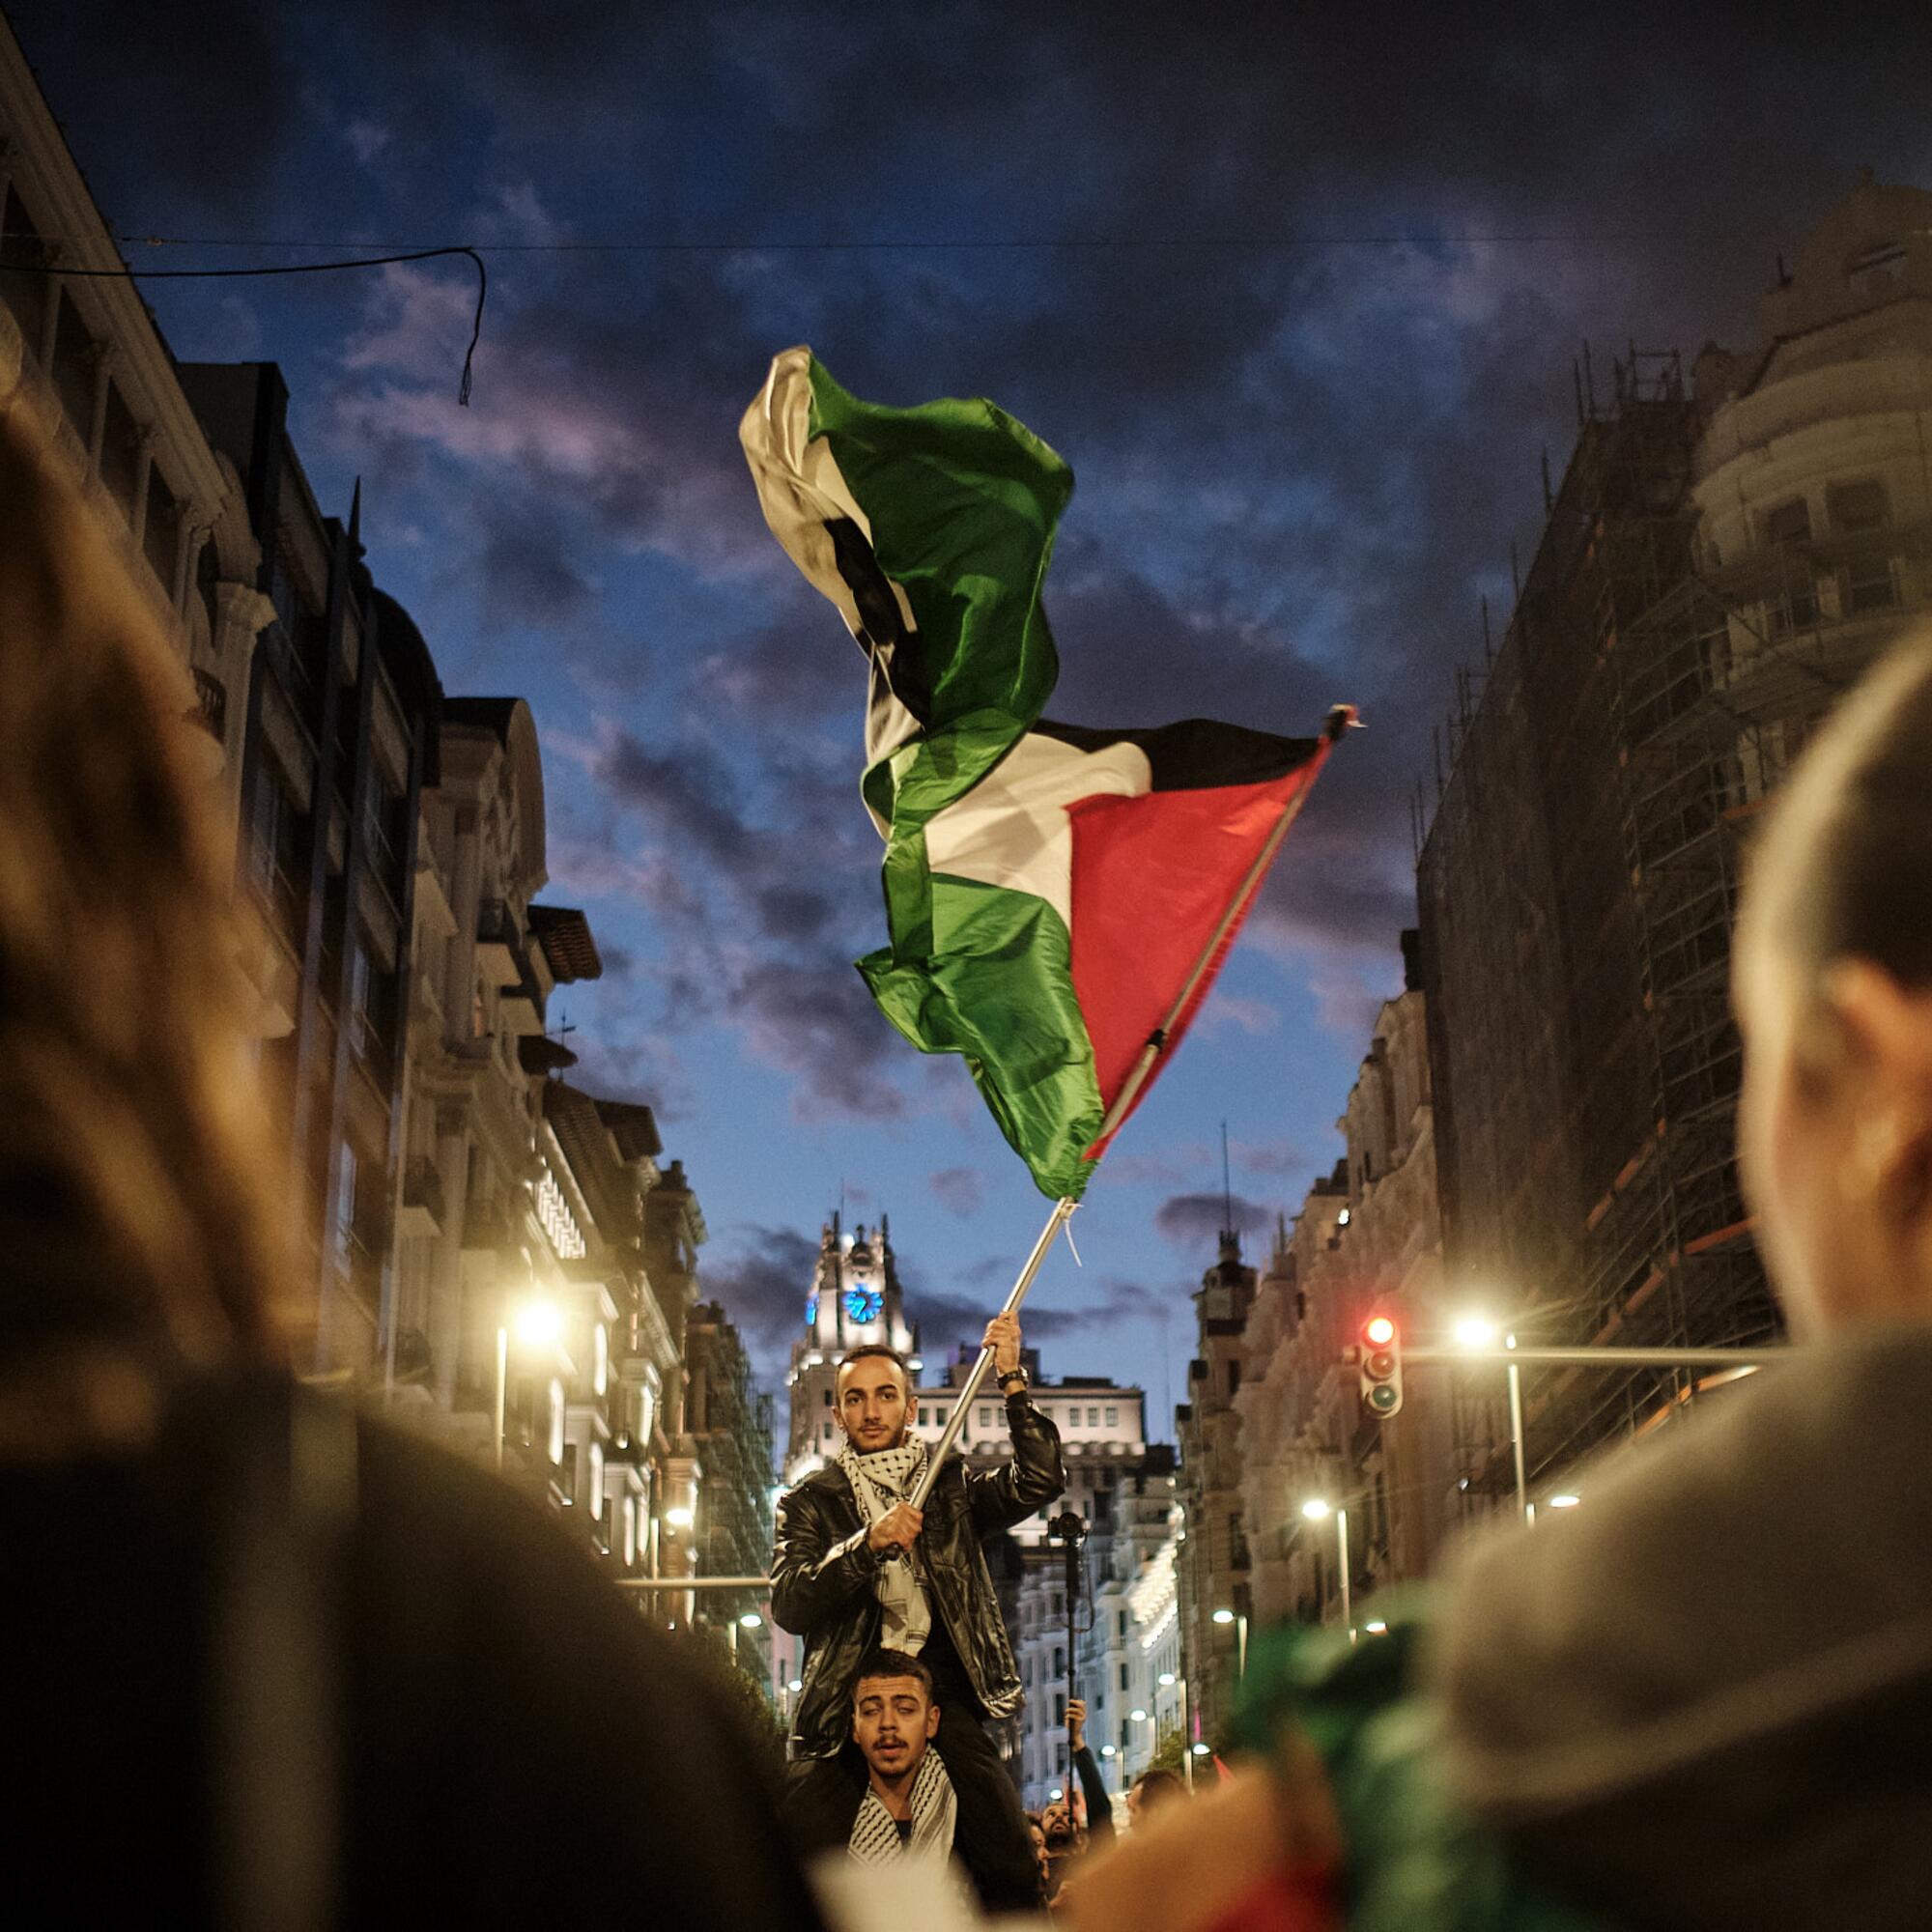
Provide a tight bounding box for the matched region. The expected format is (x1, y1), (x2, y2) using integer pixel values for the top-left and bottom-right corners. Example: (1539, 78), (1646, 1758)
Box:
(548, 1379), (565, 1464)
(588, 1440), (604, 1518)
(621, 1495), (638, 1566)
(593, 1323), (609, 1397)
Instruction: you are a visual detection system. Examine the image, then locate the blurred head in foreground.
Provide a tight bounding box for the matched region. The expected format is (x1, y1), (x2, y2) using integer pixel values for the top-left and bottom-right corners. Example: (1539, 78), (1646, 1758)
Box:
(1735, 631), (1932, 1337)
(0, 401), (289, 1439)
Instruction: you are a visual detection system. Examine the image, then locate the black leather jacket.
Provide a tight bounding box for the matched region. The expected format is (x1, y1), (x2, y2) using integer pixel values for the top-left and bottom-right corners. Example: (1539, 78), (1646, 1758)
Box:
(771, 1395), (1065, 1760)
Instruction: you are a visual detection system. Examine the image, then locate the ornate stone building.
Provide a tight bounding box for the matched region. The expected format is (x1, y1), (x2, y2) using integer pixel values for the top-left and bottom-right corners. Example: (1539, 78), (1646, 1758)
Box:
(783, 1215), (919, 1481)
(1236, 939), (1457, 1633)
(1174, 1231), (1256, 1749)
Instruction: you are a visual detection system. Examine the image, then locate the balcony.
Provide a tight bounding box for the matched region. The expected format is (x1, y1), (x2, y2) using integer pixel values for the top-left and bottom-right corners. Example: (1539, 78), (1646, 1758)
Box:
(398, 1156), (446, 1238)
(475, 898), (526, 988)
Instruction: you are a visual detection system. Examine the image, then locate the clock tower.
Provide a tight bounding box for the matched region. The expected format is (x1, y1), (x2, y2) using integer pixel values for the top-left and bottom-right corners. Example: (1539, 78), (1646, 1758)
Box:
(783, 1212), (920, 1480)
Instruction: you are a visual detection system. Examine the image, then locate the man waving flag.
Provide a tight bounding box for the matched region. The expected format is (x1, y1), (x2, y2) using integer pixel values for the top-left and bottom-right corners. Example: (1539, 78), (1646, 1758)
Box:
(741, 347), (1350, 1202)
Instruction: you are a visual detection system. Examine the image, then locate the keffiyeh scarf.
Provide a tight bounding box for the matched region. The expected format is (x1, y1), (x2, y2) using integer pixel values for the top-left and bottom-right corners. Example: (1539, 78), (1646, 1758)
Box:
(838, 1437), (933, 1655)
(848, 1745), (958, 1867)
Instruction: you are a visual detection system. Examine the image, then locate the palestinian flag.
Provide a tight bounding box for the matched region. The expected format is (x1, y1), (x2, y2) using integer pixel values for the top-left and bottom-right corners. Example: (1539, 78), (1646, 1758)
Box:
(742, 348), (1350, 1200)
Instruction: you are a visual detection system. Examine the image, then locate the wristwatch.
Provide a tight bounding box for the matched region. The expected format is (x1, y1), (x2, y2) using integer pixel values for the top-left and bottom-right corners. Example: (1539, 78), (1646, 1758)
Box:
(996, 1367), (1030, 1393)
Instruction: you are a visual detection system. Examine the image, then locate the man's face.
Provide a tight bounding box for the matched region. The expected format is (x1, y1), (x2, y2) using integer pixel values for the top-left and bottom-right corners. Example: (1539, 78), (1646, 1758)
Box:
(852, 1672), (938, 1780)
(838, 1355), (909, 1452)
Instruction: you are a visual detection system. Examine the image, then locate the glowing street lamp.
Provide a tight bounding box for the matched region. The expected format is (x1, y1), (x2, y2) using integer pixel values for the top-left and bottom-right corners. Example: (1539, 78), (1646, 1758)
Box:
(1300, 1498), (1353, 1638)
(1453, 1313), (1499, 1350)
(496, 1294), (562, 1470)
(1212, 1607), (1248, 1680)
(739, 1611), (763, 1629)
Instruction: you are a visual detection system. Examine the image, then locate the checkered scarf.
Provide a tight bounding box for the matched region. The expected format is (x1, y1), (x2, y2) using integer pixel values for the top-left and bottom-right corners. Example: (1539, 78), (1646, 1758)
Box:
(848, 1744), (957, 1867)
(838, 1437), (932, 1655)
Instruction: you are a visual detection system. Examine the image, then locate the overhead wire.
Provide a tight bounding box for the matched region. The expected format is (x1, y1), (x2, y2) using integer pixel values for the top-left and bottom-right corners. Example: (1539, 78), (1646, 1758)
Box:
(3, 243), (487, 403)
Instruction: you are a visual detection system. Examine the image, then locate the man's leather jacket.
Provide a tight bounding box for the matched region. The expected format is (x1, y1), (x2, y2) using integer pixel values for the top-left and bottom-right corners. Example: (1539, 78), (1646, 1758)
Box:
(771, 1394), (1065, 1760)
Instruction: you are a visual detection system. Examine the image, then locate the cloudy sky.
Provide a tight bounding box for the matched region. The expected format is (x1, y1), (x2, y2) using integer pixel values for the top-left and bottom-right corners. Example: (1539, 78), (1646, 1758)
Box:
(14, 2), (1930, 1421)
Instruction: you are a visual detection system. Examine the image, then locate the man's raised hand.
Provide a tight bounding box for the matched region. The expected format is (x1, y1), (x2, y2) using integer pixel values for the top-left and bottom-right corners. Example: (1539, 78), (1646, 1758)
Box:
(1067, 1695), (1088, 1753)
(866, 1501), (923, 1555)
(984, 1311), (1023, 1375)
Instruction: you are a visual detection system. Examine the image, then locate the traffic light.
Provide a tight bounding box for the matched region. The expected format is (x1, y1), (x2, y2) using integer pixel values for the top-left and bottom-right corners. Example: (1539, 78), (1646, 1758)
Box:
(1359, 1312), (1403, 1419)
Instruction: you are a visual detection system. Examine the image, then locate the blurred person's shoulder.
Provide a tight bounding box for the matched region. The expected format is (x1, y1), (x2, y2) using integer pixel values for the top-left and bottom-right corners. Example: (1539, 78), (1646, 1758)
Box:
(1426, 1324), (1932, 1927)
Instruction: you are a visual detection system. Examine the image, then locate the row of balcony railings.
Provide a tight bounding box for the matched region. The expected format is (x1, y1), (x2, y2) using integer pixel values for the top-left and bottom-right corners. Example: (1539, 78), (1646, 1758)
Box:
(1622, 524), (1927, 750)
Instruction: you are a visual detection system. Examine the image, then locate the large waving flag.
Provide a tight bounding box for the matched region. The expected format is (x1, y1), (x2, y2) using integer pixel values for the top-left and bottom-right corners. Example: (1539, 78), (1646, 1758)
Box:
(742, 348), (1347, 1200)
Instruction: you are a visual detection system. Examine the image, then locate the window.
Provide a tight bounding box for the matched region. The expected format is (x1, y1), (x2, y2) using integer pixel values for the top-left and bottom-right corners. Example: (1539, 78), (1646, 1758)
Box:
(143, 466), (180, 591)
(979, 1406), (992, 1428)
(548, 1379), (566, 1464)
(1088, 1406), (1099, 1427)
(1119, 1662), (1129, 1691)
(0, 185), (53, 354)
(1054, 1692), (1065, 1725)
(1105, 1406), (1119, 1428)
(329, 1146), (358, 1269)
(1847, 240), (1908, 299)
(822, 1387), (833, 1406)
(621, 1495), (638, 1566)
(1830, 479), (1888, 532)
(593, 1323), (609, 1397)
(1228, 1360), (1241, 1396)
(1117, 1609), (1128, 1638)
(1763, 497), (1812, 549)
(587, 1440), (604, 1519)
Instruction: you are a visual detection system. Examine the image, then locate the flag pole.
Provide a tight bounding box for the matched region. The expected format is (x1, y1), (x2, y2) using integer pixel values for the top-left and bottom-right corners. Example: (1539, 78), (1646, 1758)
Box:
(907, 704), (1357, 1508)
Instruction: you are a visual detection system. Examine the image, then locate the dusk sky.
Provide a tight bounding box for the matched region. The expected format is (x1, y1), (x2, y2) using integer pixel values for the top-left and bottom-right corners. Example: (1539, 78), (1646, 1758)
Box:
(17, 3), (1931, 1420)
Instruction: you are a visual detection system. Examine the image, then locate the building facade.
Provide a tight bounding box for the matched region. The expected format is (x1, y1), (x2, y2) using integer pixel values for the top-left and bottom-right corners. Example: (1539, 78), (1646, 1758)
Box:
(1173, 1230), (1256, 1749)
(685, 1300), (778, 1676)
(0, 15), (253, 787)
(1236, 942), (1459, 1631)
(1417, 176), (1932, 1491)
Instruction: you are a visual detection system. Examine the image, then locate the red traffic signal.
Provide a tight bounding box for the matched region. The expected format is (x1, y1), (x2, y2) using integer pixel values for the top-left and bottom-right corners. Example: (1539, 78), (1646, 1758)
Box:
(1359, 1312), (1403, 1419)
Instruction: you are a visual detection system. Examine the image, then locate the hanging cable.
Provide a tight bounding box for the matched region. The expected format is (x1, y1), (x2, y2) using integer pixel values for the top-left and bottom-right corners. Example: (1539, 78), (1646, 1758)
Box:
(12, 244), (487, 404)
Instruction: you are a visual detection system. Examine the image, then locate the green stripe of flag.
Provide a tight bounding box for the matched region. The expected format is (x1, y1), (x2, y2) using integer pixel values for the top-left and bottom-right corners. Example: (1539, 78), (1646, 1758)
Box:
(858, 873), (1103, 1200)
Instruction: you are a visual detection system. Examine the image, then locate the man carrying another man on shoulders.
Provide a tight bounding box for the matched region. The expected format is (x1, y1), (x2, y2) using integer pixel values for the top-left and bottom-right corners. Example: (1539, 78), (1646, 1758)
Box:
(774, 1314), (1063, 1913)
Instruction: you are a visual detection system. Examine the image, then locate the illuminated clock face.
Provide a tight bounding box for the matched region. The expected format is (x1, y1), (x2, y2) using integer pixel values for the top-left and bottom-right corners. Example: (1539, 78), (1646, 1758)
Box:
(843, 1286), (884, 1324)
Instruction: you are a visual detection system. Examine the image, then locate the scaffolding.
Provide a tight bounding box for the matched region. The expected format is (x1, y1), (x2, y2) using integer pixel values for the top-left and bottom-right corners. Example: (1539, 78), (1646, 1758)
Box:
(1419, 347), (1932, 1487)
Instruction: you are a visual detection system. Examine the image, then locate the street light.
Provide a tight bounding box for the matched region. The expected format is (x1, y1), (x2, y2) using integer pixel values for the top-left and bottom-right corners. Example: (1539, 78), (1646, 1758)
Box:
(1157, 1672), (1176, 1687)
(1190, 1743), (1210, 1757)
(1300, 1499), (1353, 1639)
(496, 1294), (562, 1470)
(739, 1611), (763, 1629)
(1129, 1706), (1149, 1722)
(1100, 1745), (1117, 1759)
(1212, 1607), (1249, 1680)
(1548, 1492), (1581, 1509)
(1454, 1311), (1530, 1524)
(665, 1504), (695, 1529)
